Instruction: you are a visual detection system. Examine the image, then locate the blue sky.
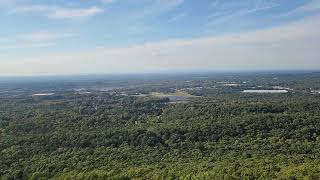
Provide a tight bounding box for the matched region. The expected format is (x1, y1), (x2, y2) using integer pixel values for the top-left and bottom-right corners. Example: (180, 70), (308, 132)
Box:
(0, 0), (320, 75)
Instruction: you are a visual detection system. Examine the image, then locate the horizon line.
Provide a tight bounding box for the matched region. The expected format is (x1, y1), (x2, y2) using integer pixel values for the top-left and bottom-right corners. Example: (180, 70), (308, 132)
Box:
(0, 69), (320, 78)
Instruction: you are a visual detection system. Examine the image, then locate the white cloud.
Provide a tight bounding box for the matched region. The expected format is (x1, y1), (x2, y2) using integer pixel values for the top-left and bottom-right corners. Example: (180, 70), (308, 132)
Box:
(50, 7), (104, 21)
(8, 5), (49, 14)
(0, 42), (56, 51)
(246, 4), (278, 13)
(4, 0), (179, 22)
(22, 31), (76, 43)
(6, 3), (104, 21)
(1, 14), (319, 75)
(0, 31), (75, 52)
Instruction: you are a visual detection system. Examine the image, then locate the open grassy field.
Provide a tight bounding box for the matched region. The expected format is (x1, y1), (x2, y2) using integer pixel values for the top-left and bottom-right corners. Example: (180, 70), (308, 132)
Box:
(151, 91), (196, 98)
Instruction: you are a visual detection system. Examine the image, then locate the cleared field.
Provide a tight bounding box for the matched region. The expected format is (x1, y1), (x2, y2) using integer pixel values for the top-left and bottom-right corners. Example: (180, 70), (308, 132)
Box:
(151, 91), (196, 98)
(151, 91), (198, 103)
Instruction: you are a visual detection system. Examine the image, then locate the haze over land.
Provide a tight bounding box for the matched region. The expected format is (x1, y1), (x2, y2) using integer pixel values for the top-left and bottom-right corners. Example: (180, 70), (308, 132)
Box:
(0, 0), (320, 75)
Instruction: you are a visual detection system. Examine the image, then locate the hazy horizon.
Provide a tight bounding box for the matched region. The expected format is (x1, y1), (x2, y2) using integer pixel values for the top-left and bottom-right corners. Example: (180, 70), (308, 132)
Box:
(0, 69), (320, 77)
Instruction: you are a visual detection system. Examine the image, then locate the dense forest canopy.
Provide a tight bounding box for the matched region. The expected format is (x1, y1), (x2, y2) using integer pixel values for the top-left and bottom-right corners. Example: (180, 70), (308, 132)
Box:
(1, 72), (320, 179)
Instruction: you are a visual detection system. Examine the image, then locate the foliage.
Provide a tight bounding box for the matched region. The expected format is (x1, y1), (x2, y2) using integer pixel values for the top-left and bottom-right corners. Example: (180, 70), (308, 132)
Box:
(1, 73), (320, 179)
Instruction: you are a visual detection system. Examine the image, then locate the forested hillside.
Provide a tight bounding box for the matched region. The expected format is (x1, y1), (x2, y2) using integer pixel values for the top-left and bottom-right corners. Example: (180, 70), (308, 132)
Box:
(1, 73), (320, 179)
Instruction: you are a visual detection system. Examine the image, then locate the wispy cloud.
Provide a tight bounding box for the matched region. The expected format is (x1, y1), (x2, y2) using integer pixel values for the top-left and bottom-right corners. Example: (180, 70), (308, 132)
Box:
(287, 0), (320, 15)
(209, 0), (278, 12)
(0, 42), (56, 51)
(6, 3), (104, 21)
(1, 0), (320, 75)
(0, 31), (76, 52)
(124, 0), (185, 19)
(207, 0), (279, 22)
(246, 4), (278, 13)
(22, 31), (76, 43)
(8, 5), (49, 14)
(3, 15), (319, 75)
(49, 7), (104, 21)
